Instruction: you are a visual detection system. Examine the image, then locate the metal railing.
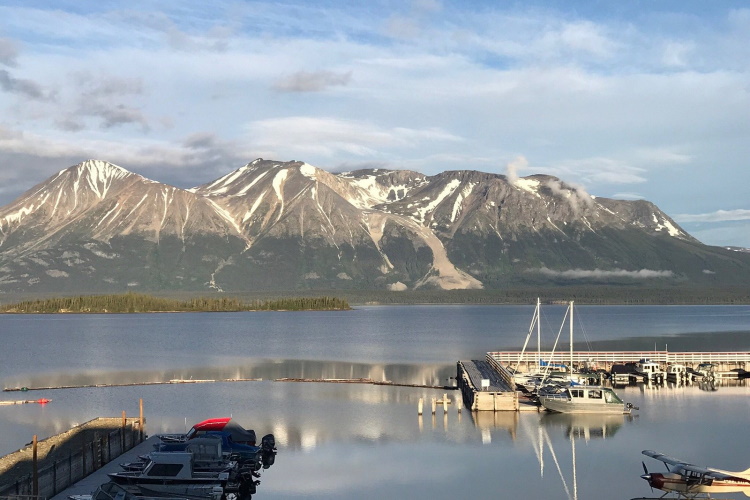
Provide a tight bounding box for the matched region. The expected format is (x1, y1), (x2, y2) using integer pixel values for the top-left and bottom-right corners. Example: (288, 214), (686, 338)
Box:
(0, 419), (144, 499)
(489, 351), (750, 366)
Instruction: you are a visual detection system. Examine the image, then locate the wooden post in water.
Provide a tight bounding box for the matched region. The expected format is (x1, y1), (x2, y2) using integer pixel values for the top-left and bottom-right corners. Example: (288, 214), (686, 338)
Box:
(121, 411), (126, 452)
(32, 435), (38, 497)
(443, 393), (448, 414)
(431, 397), (436, 415)
(418, 397), (423, 415)
(139, 398), (144, 442)
(456, 395), (462, 413)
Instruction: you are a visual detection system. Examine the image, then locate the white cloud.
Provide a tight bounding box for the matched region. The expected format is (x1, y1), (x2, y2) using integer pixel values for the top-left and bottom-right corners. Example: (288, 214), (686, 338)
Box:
(610, 192), (645, 201)
(549, 158), (648, 185)
(244, 117), (462, 159)
(534, 267), (674, 279)
(504, 156), (528, 185)
(675, 209), (750, 223)
(661, 40), (695, 68)
(633, 147), (692, 165)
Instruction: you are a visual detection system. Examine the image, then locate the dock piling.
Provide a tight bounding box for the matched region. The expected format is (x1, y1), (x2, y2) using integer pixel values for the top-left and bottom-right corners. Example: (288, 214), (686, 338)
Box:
(418, 397), (423, 415)
(32, 435), (38, 497)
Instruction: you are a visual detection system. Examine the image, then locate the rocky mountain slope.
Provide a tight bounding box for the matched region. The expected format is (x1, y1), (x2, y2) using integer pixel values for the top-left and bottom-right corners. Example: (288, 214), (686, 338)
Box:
(0, 159), (747, 293)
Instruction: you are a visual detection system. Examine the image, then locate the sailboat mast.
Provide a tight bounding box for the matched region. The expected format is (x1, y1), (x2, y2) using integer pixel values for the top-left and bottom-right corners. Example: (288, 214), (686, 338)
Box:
(536, 297), (541, 371)
(569, 301), (574, 373)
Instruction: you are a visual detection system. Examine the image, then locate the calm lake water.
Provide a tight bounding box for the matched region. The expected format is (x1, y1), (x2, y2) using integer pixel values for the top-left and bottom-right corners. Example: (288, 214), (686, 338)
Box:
(1, 304), (749, 500)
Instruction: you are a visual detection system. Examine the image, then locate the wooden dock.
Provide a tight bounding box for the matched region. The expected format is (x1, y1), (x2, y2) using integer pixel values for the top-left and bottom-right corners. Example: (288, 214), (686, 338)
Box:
(456, 360), (518, 411)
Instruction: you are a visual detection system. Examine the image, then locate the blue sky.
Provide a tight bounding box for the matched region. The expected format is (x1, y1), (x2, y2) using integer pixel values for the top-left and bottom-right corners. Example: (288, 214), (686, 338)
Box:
(1, 0), (749, 246)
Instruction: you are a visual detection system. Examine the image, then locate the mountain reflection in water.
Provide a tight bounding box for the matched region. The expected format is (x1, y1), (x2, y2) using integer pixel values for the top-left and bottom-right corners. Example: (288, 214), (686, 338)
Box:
(5, 359), (457, 390)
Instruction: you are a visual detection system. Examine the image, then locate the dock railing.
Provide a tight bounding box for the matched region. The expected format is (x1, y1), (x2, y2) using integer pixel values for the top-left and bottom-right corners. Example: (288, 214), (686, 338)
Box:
(485, 353), (516, 388)
(0, 417), (144, 500)
(488, 351), (750, 368)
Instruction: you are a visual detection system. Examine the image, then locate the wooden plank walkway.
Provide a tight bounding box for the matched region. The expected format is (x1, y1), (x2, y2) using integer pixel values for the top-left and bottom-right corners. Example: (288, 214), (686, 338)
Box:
(50, 437), (158, 500)
(462, 360), (513, 392)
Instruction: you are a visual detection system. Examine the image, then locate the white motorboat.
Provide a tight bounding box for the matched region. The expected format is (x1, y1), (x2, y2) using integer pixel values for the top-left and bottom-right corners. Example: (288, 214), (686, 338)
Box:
(666, 363), (690, 383)
(539, 385), (637, 414)
(695, 362), (718, 381)
(634, 359), (665, 383)
(108, 452), (249, 500)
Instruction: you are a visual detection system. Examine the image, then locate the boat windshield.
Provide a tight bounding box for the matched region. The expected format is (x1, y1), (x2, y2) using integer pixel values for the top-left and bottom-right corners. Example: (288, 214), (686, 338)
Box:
(603, 389), (623, 404)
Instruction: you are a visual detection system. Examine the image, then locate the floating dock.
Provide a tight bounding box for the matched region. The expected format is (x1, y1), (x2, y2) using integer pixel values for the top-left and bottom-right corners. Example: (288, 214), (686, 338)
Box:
(456, 360), (518, 411)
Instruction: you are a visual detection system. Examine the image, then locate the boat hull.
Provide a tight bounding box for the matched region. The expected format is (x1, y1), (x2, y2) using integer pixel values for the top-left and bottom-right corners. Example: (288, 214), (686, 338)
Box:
(539, 397), (631, 414)
(131, 483), (225, 500)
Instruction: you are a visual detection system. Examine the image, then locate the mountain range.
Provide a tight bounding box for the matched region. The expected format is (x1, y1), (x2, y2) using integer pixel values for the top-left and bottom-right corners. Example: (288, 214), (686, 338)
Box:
(0, 158), (748, 294)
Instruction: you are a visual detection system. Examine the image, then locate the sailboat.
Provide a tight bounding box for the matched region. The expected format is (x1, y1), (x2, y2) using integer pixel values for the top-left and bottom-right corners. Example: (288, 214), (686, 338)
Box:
(520, 301), (596, 396)
(511, 298), (546, 390)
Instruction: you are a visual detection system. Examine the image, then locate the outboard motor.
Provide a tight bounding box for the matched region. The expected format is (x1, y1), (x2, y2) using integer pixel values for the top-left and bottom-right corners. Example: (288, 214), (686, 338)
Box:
(261, 434), (276, 453)
(261, 434), (276, 469)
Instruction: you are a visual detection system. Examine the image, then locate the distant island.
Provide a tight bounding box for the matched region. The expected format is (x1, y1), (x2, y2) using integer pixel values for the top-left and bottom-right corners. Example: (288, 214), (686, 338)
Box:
(0, 293), (351, 313)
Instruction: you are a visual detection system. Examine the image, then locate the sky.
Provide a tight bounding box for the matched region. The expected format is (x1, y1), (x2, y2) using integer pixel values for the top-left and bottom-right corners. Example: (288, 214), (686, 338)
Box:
(0, 0), (748, 247)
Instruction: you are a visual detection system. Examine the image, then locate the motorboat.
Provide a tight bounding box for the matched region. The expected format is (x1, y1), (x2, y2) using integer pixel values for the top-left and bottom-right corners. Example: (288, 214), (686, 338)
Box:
(666, 363), (690, 383)
(108, 452), (243, 500)
(157, 432), (266, 470)
(634, 359), (665, 383)
(610, 364), (633, 385)
(695, 362), (717, 381)
(69, 481), (216, 500)
(539, 385), (637, 414)
(122, 436), (237, 473)
(158, 418), (257, 446)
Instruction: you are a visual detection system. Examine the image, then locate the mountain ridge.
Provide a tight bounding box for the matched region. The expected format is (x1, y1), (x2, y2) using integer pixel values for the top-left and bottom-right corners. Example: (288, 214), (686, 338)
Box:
(0, 158), (747, 293)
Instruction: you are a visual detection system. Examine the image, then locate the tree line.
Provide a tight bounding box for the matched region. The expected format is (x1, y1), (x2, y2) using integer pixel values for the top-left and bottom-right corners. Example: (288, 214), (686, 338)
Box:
(0, 293), (351, 313)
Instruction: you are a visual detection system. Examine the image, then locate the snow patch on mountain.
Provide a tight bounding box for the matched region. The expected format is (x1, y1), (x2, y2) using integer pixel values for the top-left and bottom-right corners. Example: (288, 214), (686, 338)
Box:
(652, 213), (682, 237)
(197, 164), (251, 195)
(1, 204), (35, 225)
(451, 182), (476, 222)
(417, 179), (461, 223)
(244, 189), (268, 222)
(299, 163), (317, 179)
(273, 169), (288, 201)
(514, 177), (541, 197)
(237, 170), (269, 196)
(340, 172), (418, 209)
(74, 160), (131, 199)
(206, 198), (244, 239)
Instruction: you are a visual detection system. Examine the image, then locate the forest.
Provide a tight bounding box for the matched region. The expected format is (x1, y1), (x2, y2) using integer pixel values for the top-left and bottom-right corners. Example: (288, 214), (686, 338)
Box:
(0, 293), (351, 313)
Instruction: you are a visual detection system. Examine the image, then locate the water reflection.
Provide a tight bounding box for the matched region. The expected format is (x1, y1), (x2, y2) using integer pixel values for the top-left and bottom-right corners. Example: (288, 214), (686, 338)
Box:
(4, 359), (457, 390)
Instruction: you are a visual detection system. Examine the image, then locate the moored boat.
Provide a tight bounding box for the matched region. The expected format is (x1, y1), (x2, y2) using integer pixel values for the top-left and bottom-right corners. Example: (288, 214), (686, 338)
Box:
(610, 364), (633, 385)
(635, 359), (665, 383)
(108, 452), (245, 500)
(158, 418), (257, 446)
(666, 363), (690, 383)
(539, 385), (637, 414)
